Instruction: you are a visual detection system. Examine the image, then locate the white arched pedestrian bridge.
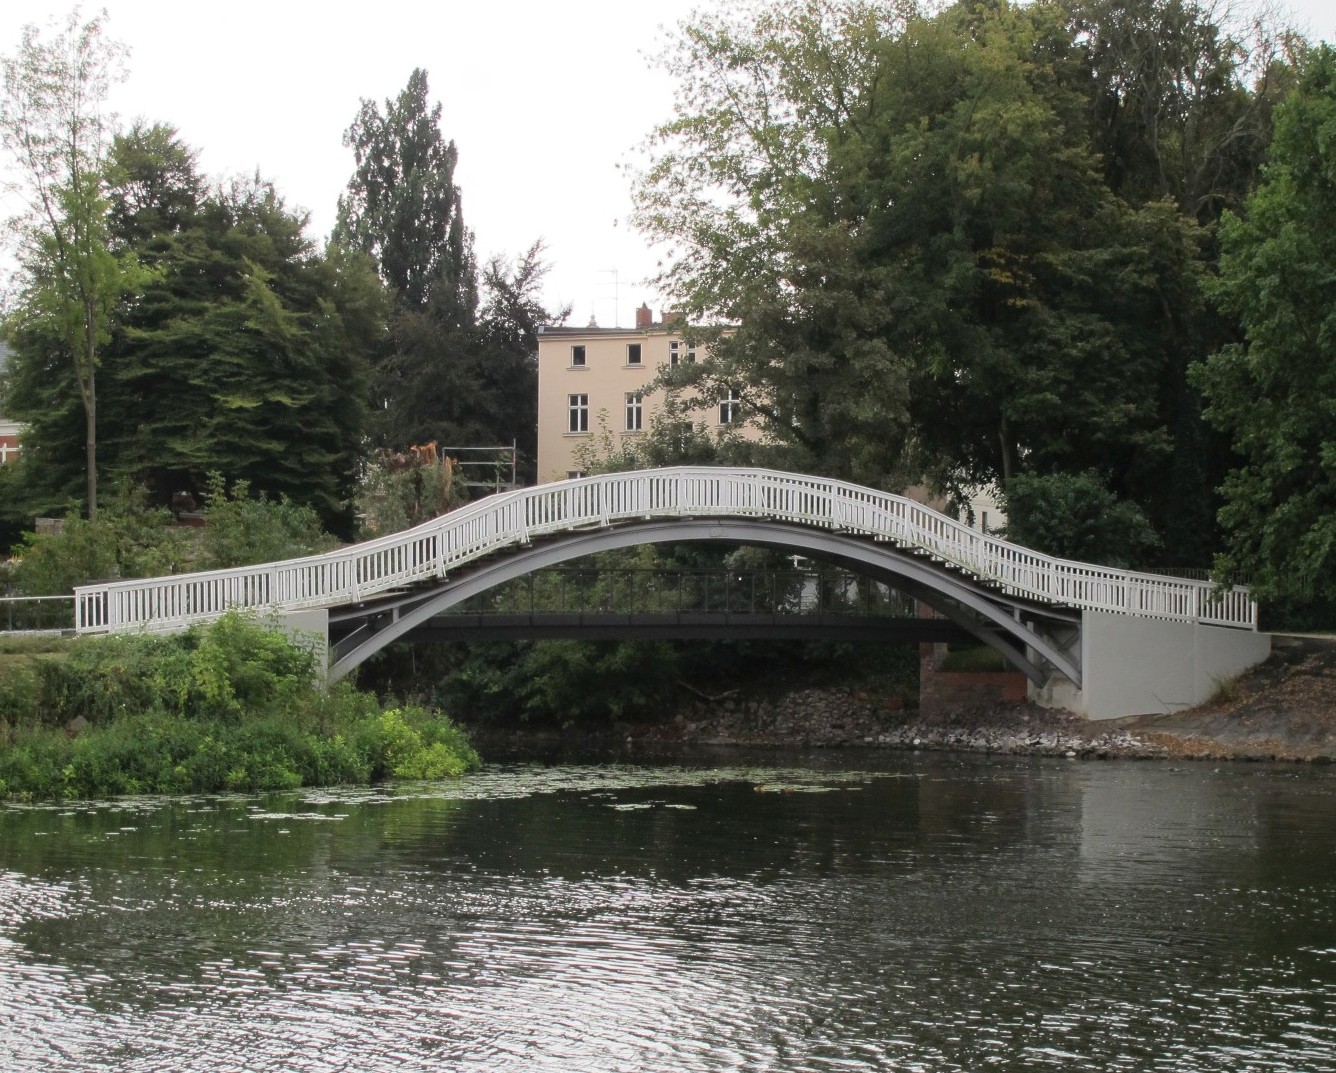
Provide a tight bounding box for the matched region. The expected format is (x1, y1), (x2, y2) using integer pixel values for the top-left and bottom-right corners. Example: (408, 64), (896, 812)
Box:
(74, 467), (1268, 719)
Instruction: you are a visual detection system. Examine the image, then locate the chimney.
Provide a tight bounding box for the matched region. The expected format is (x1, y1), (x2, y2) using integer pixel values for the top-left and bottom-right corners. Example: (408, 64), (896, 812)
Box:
(635, 303), (653, 330)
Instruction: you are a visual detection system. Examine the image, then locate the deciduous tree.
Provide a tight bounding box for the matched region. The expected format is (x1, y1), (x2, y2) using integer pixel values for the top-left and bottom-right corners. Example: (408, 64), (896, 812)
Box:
(334, 67), (474, 316)
(1193, 46), (1336, 601)
(634, 0), (1294, 567)
(334, 69), (480, 451)
(0, 10), (143, 519)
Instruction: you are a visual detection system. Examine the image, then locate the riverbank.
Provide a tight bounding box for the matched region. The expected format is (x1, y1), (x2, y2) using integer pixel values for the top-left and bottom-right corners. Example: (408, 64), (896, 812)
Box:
(466, 635), (1336, 763)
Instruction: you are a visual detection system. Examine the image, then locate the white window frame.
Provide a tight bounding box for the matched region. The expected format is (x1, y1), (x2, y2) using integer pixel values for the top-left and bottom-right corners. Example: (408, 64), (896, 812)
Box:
(625, 392), (643, 432)
(568, 393), (589, 433)
(626, 342), (642, 366)
(719, 388), (741, 426)
(571, 345), (587, 368)
(669, 340), (680, 366)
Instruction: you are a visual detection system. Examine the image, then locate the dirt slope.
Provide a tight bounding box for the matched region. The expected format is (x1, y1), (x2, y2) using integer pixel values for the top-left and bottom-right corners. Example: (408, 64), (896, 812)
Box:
(1119, 636), (1336, 761)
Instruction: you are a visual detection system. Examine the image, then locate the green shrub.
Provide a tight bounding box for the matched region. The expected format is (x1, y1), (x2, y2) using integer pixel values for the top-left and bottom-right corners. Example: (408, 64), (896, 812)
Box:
(187, 612), (316, 721)
(9, 485), (190, 596)
(198, 474), (338, 570)
(1003, 471), (1161, 569)
(376, 706), (477, 779)
(0, 614), (480, 801)
(0, 662), (41, 724)
(34, 633), (190, 725)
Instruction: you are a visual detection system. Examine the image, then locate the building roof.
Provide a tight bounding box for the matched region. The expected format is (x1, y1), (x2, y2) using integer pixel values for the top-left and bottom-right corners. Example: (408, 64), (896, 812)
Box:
(537, 324), (671, 339)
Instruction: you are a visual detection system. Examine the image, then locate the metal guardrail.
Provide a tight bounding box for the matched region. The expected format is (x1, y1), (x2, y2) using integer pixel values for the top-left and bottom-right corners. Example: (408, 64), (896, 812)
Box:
(0, 595), (75, 633)
(73, 467), (1259, 635)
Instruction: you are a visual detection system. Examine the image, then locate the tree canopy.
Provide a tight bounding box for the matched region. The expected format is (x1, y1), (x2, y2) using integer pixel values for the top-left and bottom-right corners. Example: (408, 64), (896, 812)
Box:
(5, 121), (384, 535)
(333, 70), (564, 474)
(1193, 45), (1336, 602)
(633, 0), (1295, 568)
(334, 67), (475, 316)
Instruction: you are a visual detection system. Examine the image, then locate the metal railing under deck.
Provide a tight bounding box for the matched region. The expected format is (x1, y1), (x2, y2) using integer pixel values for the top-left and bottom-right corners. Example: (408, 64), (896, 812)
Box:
(73, 467), (1258, 635)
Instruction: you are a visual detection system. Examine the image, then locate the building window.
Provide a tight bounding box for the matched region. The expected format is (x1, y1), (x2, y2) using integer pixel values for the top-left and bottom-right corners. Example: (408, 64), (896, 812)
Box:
(670, 339), (696, 367)
(626, 343), (642, 365)
(568, 393), (589, 433)
(625, 392), (643, 432)
(719, 388), (741, 426)
(571, 345), (586, 367)
(566, 469), (588, 480)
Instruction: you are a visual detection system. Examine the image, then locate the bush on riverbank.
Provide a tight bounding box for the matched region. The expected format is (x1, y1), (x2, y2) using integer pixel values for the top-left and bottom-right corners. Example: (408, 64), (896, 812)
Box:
(0, 612), (479, 801)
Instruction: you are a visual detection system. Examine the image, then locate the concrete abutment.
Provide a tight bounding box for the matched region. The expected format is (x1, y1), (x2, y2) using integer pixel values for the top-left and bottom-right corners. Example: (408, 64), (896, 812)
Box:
(1032, 610), (1272, 720)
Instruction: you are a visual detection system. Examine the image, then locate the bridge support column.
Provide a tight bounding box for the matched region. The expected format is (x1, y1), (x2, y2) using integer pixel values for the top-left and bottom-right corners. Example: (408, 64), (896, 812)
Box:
(1032, 610), (1271, 720)
(272, 608), (330, 679)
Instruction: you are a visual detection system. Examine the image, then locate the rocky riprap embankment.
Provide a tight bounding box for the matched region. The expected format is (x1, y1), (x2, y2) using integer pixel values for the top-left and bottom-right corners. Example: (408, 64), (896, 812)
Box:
(641, 689), (1163, 759)
(466, 638), (1336, 762)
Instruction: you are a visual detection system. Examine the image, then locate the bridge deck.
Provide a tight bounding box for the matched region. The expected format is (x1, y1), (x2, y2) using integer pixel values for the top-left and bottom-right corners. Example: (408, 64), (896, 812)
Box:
(72, 467), (1257, 635)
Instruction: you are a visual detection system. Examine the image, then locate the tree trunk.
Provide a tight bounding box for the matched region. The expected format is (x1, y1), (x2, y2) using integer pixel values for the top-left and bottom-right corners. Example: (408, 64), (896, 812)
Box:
(82, 302), (98, 521)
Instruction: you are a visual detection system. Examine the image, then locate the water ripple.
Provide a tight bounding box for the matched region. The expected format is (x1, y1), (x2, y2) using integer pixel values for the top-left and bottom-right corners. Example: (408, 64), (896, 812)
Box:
(2, 757), (1336, 1071)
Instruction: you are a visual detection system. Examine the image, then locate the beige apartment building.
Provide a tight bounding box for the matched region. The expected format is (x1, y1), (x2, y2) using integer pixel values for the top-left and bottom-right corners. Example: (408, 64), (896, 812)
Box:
(534, 307), (1005, 534)
(536, 305), (753, 483)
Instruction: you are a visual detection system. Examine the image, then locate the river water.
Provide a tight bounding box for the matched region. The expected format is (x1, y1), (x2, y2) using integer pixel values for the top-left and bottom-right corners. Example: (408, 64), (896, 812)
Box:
(2, 750), (1334, 1072)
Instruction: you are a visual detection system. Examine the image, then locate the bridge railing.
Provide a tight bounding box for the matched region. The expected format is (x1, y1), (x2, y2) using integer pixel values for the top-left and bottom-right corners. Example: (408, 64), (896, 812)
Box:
(74, 466), (1257, 634)
(0, 595), (75, 633)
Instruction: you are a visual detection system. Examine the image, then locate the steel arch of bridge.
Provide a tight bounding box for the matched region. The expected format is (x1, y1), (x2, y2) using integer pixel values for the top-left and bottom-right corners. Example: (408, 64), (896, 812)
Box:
(327, 519), (1082, 686)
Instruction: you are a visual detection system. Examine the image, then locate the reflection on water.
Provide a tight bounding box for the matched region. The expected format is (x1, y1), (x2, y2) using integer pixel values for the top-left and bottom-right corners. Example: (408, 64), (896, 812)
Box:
(2, 754), (1335, 1072)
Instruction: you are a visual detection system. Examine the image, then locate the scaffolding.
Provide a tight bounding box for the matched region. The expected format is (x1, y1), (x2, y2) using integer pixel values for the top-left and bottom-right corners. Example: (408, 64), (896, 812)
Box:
(436, 441), (520, 494)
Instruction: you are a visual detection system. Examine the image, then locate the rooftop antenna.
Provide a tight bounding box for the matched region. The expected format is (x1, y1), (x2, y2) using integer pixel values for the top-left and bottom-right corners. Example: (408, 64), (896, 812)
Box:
(596, 268), (621, 328)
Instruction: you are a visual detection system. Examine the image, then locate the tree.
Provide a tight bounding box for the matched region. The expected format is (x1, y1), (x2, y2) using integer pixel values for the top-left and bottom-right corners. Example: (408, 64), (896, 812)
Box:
(6, 123), (385, 536)
(637, 4), (1167, 483)
(334, 69), (479, 450)
(634, 0), (1293, 567)
(633, 0), (924, 487)
(0, 10), (142, 520)
(334, 71), (570, 469)
(120, 165), (382, 533)
(474, 242), (570, 480)
(1192, 46), (1336, 602)
(1002, 471), (1160, 567)
(1069, 0), (1295, 223)
(334, 68), (474, 315)
(1063, 0), (1302, 566)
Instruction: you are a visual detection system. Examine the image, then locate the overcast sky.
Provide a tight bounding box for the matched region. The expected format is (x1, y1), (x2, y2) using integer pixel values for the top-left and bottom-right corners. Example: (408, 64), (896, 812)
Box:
(3, 0), (1333, 329)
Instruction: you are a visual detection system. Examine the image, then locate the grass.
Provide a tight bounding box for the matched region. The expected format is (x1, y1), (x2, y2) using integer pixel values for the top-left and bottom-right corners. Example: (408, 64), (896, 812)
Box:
(0, 634), (74, 674)
(0, 634), (75, 656)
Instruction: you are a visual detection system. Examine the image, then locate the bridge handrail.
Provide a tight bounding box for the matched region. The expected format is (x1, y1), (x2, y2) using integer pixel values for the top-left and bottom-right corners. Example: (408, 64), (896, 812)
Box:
(73, 467), (1257, 633)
